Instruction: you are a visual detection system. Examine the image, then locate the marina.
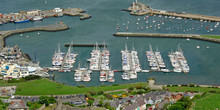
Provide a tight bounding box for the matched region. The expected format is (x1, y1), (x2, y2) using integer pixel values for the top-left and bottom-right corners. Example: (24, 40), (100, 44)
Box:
(2, 0), (220, 86)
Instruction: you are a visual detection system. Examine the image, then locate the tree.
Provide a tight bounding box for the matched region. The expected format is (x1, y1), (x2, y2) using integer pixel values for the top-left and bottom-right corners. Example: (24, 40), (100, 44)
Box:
(87, 100), (94, 106)
(97, 91), (104, 95)
(128, 86), (134, 91)
(98, 100), (103, 107)
(88, 90), (97, 96)
(39, 96), (49, 106)
(189, 83), (195, 87)
(48, 97), (56, 104)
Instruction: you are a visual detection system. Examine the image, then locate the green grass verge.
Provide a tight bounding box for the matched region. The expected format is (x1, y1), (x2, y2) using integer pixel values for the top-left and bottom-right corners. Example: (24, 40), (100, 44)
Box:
(0, 79), (147, 95)
(108, 91), (126, 95)
(191, 93), (220, 110)
(167, 86), (220, 93)
(201, 35), (220, 39)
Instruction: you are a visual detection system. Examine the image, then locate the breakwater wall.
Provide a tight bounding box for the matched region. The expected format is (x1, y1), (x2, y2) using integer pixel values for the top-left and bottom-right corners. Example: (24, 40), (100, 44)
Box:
(113, 32), (220, 43)
(65, 44), (107, 47)
(0, 24), (69, 47)
(127, 2), (220, 22)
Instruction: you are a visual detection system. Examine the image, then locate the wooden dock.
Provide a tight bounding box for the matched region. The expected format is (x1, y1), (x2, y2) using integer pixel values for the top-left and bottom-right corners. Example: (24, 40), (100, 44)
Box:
(126, 2), (220, 22)
(113, 32), (220, 43)
(0, 24), (69, 47)
(65, 44), (107, 47)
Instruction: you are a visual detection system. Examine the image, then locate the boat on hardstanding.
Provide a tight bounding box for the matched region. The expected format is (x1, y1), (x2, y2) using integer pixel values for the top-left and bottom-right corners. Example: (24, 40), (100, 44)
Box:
(52, 43), (65, 67)
(32, 16), (43, 21)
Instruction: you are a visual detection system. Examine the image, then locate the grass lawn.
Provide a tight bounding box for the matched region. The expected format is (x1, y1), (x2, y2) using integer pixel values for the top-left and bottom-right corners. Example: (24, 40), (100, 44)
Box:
(167, 86), (220, 93)
(191, 93), (220, 110)
(200, 35), (220, 39)
(0, 78), (147, 95)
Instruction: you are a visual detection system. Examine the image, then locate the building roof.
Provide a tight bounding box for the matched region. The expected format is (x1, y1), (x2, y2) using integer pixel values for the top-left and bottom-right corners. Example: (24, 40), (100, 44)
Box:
(157, 99), (170, 109)
(8, 101), (29, 109)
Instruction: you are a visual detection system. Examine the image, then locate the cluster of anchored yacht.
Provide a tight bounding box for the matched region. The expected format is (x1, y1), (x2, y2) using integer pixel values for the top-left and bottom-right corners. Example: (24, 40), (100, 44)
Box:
(50, 43), (190, 82)
(51, 42), (78, 72)
(121, 44), (141, 80)
(169, 46), (190, 73)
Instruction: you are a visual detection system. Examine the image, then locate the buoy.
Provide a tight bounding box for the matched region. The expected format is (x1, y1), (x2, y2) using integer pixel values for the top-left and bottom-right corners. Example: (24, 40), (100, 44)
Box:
(126, 37), (129, 39)
(207, 46), (209, 49)
(196, 46), (200, 49)
(37, 32), (40, 35)
(20, 34), (23, 37)
(26, 36), (29, 38)
(186, 38), (190, 41)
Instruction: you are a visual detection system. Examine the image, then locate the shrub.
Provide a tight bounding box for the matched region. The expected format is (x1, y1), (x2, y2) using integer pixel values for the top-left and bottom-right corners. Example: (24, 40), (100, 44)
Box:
(104, 94), (113, 100)
(97, 91), (104, 95)
(112, 84), (119, 86)
(209, 90), (216, 93)
(77, 85), (85, 88)
(128, 86), (134, 91)
(98, 100), (103, 107)
(172, 85), (178, 87)
(135, 85), (143, 89)
(167, 85), (171, 87)
(88, 90), (97, 96)
(181, 85), (188, 87)
(189, 83), (195, 87)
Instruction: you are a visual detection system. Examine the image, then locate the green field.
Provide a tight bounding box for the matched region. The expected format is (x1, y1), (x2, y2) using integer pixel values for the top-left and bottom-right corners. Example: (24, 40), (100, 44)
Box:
(191, 93), (220, 110)
(167, 86), (220, 93)
(201, 35), (220, 39)
(0, 79), (147, 95)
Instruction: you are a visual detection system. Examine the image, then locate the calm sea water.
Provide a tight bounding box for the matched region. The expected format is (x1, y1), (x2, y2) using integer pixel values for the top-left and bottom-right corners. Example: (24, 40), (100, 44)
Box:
(1, 0), (220, 86)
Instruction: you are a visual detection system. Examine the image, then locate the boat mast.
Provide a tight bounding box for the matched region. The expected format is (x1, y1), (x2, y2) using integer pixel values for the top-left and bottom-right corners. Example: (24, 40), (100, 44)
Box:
(57, 43), (61, 53)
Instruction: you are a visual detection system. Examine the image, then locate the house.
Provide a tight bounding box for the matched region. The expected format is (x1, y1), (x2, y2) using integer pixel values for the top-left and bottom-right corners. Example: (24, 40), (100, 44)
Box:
(123, 99), (146, 110)
(171, 93), (183, 102)
(144, 91), (170, 104)
(156, 98), (170, 110)
(183, 92), (195, 99)
(8, 101), (29, 110)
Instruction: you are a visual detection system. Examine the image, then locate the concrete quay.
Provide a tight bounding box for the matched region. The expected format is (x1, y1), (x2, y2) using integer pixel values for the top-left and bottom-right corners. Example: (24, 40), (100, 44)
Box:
(126, 2), (220, 22)
(113, 32), (220, 43)
(0, 24), (69, 47)
(0, 8), (91, 24)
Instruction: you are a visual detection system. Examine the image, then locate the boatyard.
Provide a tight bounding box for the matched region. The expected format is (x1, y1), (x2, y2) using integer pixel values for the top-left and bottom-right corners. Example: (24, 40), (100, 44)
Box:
(125, 1), (220, 22)
(0, 8), (91, 25)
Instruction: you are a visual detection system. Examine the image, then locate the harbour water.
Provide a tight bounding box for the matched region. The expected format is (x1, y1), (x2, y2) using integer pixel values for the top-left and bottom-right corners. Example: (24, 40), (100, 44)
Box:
(1, 0), (220, 86)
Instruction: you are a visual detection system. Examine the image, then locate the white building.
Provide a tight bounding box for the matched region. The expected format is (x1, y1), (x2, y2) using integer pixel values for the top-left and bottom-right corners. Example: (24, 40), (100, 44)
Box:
(0, 63), (20, 79)
(53, 8), (62, 12)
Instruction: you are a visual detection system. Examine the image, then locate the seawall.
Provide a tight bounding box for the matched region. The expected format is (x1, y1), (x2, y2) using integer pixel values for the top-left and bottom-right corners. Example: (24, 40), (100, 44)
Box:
(113, 32), (220, 43)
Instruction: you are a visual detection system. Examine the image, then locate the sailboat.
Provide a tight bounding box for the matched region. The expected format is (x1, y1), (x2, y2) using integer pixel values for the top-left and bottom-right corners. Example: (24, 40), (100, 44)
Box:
(52, 43), (65, 67)
(62, 41), (78, 70)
